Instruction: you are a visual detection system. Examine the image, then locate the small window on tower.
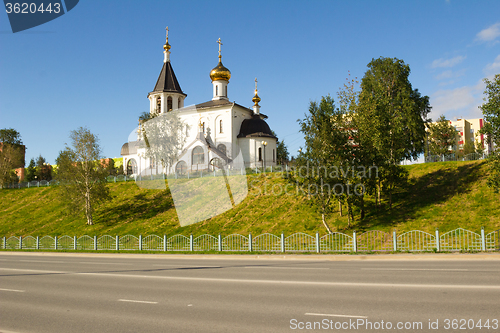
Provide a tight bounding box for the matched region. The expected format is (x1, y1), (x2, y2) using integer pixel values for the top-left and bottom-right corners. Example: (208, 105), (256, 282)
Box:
(156, 97), (161, 113)
(202, 122), (205, 133)
(220, 120), (223, 133)
(225, 86), (227, 97)
(258, 147), (262, 161)
(216, 86), (219, 96)
(167, 96), (173, 111)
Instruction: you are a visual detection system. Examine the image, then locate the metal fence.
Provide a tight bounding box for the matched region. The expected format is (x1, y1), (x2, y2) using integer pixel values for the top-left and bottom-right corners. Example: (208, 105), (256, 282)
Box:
(2, 165), (291, 189)
(2, 228), (498, 253)
(425, 153), (487, 163)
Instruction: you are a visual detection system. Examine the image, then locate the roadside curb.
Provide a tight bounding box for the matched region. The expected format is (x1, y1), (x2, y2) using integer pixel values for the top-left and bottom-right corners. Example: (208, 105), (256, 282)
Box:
(1, 251), (500, 261)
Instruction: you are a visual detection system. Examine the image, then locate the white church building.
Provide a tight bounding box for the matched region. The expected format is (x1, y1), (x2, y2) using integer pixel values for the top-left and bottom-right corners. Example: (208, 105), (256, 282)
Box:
(121, 30), (277, 176)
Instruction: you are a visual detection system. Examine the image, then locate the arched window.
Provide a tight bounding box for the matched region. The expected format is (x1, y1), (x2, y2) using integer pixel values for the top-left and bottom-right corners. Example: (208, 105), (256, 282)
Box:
(167, 96), (173, 111)
(192, 146), (204, 165)
(216, 86), (219, 96)
(127, 159), (137, 175)
(219, 119), (223, 133)
(175, 161), (187, 175)
(217, 144), (226, 156)
(258, 147), (262, 161)
(225, 85), (227, 97)
(156, 97), (161, 113)
(209, 157), (222, 171)
(202, 122), (205, 133)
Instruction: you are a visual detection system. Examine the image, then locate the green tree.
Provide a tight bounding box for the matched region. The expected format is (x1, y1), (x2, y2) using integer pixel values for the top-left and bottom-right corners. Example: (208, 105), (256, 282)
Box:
(479, 74), (500, 192)
(357, 57), (431, 208)
(0, 128), (24, 186)
(427, 115), (457, 156)
(463, 139), (476, 156)
(56, 127), (111, 225)
(25, 158), (36, 182)
(35, 155), (52, 181)
(295, 95), (358, 231)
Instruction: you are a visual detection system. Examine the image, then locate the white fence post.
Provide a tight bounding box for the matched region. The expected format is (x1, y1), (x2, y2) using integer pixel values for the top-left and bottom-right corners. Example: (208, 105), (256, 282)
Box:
(3, 236), (6, 249)
(353, 231), (357, 252)
(36, 236), (39, 250)
(218, 234), (222, 251)
(94, 236), (97, 250)
(249, 234), (252, 252)
(316, 233), (320, 253)
(54, 236), (58, 250)
(435, 228), (440, 252)
(190, 235), (193, 251)
(74, 236), (77, 250)
(163, 235), (167, 251)
(19, 236), (22, 250)
(139, 235), (142, 251)
(481, 227), (486, 252)
(393, 231), (397, 252)
(281, 233), (285, 253)
(116, 236), (119, 251)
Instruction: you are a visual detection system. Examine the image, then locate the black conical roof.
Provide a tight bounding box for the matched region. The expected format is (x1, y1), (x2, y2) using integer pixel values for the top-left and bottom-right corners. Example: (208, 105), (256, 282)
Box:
(152, 61), (186, 96)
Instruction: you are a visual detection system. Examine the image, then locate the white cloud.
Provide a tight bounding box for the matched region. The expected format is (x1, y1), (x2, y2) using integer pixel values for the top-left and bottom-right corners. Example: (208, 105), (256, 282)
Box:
(483, 54), (500, 77)
(431, 56), (466, 68)
(430, 80), (485, 121)
(434, 69), (465, 81)
(476, 22), (500, 43)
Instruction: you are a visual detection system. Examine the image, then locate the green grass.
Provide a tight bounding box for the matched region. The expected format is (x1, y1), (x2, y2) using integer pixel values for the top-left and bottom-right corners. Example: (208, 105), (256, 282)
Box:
(1, 160), (499, 237)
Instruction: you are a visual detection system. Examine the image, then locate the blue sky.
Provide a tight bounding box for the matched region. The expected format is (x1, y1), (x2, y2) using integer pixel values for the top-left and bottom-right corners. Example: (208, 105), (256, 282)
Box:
(1, 0), (500, 164)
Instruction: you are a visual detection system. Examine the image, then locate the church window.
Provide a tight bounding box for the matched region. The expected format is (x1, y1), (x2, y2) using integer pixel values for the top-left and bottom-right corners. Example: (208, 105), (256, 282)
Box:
(156, 97), (161, 113)
(217, 144), (226, 156)
(192, 146), (204, 165)
(273, 149), (275, 162)
(127, 159), (137, 175)
(175, 161), (187, 175)
(167, 96), (173, 111)
(219, 119), (223, 133)
(216, 86), (218, 96)
(225, 86), (227, 97)
(202, 122), (205, 133)
(258, 147), (262, 161)
(209, 157), (222, 171)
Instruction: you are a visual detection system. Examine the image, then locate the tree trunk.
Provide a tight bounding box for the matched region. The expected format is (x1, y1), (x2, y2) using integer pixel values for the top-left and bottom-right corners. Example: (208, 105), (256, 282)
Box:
(321, 212), (332, 234)
(360, 195), (365, 220)
(377, 179), (381, 209)
(338, 200), (343, 216)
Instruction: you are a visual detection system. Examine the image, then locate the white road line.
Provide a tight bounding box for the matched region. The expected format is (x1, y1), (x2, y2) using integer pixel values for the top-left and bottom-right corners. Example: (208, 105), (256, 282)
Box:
(305, 313), (368, 319)
(19, 260), (65, 264)
(1, 268), (499, 290)
(118, 299), (158, 304)
(152, 264), (221, 268)
(361, 268), (469, 271)
(0, 288), (25, 292)
(245, 266), (328, 270)
(77, 262), (133, 265)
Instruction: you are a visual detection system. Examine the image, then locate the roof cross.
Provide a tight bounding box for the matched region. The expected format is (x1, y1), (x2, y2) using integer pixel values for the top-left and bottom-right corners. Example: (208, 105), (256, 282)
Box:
(217, 38), (223, 60)
(165, 26), (169, 40)
(255, 78), (258, 91)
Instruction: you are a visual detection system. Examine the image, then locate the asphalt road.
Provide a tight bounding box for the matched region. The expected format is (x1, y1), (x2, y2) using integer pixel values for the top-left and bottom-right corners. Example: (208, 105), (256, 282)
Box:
(1, 253), (499, 333)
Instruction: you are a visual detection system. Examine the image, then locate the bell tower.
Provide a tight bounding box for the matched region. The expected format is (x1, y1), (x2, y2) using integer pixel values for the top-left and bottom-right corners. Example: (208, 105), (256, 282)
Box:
(147, 27), (187, 114)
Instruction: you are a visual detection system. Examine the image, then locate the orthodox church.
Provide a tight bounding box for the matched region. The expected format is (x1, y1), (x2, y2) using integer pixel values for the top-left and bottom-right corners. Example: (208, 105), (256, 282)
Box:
(121, 29), (277, 176)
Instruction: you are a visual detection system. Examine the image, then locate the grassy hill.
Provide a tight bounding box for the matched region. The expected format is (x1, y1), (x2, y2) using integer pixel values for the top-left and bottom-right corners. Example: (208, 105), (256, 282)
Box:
(1, 160), (499, 237)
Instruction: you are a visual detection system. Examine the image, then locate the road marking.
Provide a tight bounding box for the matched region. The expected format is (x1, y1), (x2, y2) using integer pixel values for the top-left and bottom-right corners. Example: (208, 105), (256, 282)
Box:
(1, 268), (500, 290)
(19, 260), (65, 264)
(78, 262), (133, 265)
(0, 288), (25, 292)
(245, 266), (328, 270)
(361, 268), (469, 271)
(152, 264), (221, 268)
(118, 299), (158, 304)
(305, 313), (368, 319)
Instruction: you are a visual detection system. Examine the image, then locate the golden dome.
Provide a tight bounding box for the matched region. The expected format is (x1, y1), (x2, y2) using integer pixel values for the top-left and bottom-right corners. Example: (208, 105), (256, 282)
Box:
(210, 59), (231, 81)
(163, 41), (171, 51)
(252, 90), (261, 105)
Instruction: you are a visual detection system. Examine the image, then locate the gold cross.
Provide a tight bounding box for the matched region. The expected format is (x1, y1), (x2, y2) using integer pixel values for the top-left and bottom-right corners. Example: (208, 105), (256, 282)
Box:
(217, 38), (222, 58)
(165, 26), (169, 39)
(255, 78), (258, 91)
